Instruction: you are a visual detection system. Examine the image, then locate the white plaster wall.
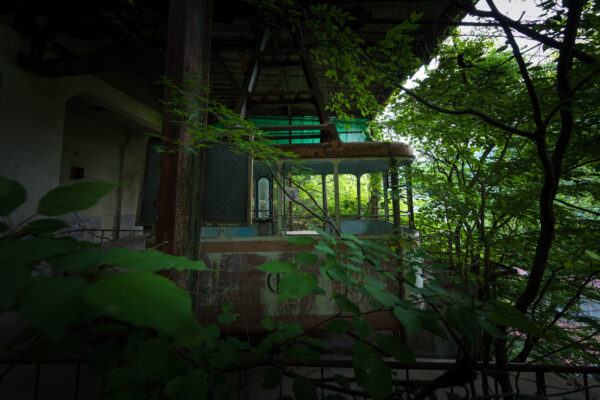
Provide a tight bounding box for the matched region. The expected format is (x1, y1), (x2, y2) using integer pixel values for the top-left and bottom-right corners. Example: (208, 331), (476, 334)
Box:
(0, 22), (160, 222)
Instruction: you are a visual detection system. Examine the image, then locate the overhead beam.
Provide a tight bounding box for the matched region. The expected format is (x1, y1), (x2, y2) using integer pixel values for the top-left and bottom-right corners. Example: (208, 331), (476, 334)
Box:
(0, 0), (166, 14)
(258, 122), (335, 132)
(18, 51), (163, 77)
(247, 91), (315, 106)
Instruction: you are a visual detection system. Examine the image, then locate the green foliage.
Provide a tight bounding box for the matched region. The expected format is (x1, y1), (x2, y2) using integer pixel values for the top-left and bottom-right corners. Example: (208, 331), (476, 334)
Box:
(353, 342), (393, 399)
(4, 1), (599, 394)
(37, 181), (116, 216)
(0, 175), (26, 215)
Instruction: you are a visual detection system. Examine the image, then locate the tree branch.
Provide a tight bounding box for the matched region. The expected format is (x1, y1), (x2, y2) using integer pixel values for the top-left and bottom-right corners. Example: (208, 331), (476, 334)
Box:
(554, 198), (600, 216)
(486, 0), (544, 135)
(460, 2), (598, 64)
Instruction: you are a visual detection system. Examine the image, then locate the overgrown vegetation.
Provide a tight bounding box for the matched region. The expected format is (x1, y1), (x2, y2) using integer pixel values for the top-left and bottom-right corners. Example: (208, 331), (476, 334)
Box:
(2, 0), (600, 398)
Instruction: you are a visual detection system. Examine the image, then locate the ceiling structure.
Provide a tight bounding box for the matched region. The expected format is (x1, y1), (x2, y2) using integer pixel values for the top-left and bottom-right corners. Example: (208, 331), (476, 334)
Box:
(1, 0), (463, 138)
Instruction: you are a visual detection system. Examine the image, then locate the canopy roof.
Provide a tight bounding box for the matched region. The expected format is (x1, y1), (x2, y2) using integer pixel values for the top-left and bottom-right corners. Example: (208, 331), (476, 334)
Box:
(1, 0), (463, 123)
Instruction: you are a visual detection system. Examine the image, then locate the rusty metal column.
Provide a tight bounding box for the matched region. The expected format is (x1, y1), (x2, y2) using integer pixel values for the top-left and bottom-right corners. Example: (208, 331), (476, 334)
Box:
(356, 174), (361, 218)
(406, 164), (416, 230)
(333, 160), (341, 232)
(390, 158), (400, 228)
(156, 0), (212, 287)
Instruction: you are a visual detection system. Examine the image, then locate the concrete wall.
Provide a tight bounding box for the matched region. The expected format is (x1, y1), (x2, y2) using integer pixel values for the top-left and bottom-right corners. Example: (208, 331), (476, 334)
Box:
(0, 22), (161, 223)
(59, 97), (150, 231)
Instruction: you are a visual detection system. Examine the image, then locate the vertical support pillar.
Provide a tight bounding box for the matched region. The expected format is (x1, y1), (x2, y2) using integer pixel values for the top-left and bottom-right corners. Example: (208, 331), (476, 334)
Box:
(156, 0), (212, 287)
(390, 158), (400, 228)
(321, 173), (328, 230)
(333, 161), (340, 232)
(535, 371), (546, 397)
(406, 164), (416, 230)
(383, 172), (389, 222)
(356, 174), (361, 218)
(276, 163), (284, 236)
(288, 174), (293, 226)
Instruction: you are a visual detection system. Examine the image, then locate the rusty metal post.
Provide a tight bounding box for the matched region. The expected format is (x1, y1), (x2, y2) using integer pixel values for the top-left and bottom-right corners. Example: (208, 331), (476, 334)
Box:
(535, 371), (546, 396)
(356, 174), (361, 218)
(333, 160), (341, 231)
(390, 158), (400, 228)
(156, 0), (212, 287)
(406, 164), (416, 230)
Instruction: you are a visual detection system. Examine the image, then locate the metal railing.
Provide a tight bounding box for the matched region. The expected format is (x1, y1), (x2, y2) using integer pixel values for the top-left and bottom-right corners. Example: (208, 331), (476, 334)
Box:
(59, 229), (151, 251)
(2, 356), (598, 400)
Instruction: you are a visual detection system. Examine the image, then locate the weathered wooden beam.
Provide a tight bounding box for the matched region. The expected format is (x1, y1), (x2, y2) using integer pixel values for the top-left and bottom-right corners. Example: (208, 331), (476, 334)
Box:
(156, 0), (212, 285)
(296, 39), (340, 143)
(247, 91), (315, 106)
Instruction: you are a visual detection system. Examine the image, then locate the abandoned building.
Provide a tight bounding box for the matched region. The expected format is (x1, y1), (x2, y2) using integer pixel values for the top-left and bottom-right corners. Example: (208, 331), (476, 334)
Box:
(0, 0), (535, 398)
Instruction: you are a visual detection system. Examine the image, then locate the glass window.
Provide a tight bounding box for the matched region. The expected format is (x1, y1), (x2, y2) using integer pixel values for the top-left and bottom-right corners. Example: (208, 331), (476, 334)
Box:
(257, 177), (271, 219)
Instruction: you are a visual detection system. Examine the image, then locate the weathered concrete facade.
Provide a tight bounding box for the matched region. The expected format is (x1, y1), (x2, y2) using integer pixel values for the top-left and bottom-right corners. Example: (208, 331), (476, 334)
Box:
(0, 22), (160, 226)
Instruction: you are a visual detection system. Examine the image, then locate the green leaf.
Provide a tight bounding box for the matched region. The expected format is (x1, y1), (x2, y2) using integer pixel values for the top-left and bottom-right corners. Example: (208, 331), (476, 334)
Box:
(353, 342), (393, 399)
(293, 376), (317, 400)
(179, 369), (208, 400)
(299, 336), (332, 350)
(294, 251), (318, 265)
(286, 343), (319, 361)
(86, 272), (201, 344)
(164, 376), (183, 397)
(21, 219), (69, 235)
(313, 226), (336, 245)
(446, 306), (478, 340)
(88, 339), (125, 376)
(314, 243), (335, 255)
(334, 295), (361, 315)
(0, 264), (32, 310)
(340, 232), (362, 243)
(333, 374), (350, 390)
(0, 176), (26, 216)
(286, 236), (316, 246)
(477, 318), (506, 340)
(107, 367), (132, 392)
(375, 333), (416, 363)
(488, 302), (545, 337)
(256, 260), (298, 274)
(133, 338), (173, 383)
(262, 367), (282, 390)
(49, 251), (104, 272)
(37, 181), (116, 216)
(262, 316), (276, 331)
(325, 319), (351, 334)
(208, 345), (239, 368)
(420, 317), (447, 339)
(217, 312), (236, 324)
(0, 237), (82, 265)
(277, 321), (303, 338)
(352, 316), (371, 340)
(277, 272), (317, 302)
(487, 309), (545, 338)
(100, 248), (207, 272)
(393, 306), (421, 334)
(19, 276), (89, 340)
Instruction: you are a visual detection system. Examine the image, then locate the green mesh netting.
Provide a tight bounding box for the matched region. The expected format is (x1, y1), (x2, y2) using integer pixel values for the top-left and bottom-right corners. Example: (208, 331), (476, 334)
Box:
(248, 116), (370, 144)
